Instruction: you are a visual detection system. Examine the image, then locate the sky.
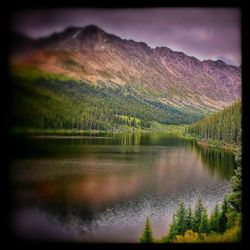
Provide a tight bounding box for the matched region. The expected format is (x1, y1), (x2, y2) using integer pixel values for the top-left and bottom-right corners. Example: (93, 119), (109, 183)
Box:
(11, 8), (241, 66)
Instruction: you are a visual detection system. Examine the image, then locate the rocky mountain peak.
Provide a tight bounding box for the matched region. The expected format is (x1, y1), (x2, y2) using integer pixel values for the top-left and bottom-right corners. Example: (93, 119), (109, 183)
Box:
(11, 25), (241, 113)
(82, 24), (105, 34)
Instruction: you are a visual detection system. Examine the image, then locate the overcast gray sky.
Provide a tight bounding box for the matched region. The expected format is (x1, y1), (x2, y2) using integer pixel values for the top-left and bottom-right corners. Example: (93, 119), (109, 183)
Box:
(11, 8), (241, 66)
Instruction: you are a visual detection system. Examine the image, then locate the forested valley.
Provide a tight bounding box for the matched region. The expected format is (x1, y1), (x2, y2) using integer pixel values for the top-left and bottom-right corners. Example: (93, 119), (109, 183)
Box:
(10, 67), (206, 133)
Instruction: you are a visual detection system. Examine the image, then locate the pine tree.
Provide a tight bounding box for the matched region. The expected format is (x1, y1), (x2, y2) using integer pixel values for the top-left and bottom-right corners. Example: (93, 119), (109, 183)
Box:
(140, 217), (154, 243)
(186, 206), (193, 231)
(199, 208), (209, 233)
(175, 201), (188, 234)
(166, 213), (178, 242)
(227, 166), (241, 213)
(165, 202), (187, 241)
(225, 151), (242, 228)
(193, 197), (210, 234)
(131, 118), (136, 127)
(210, 204), (220, 233)
(193, 197), (204, 232)
(218, 198), (229, 233)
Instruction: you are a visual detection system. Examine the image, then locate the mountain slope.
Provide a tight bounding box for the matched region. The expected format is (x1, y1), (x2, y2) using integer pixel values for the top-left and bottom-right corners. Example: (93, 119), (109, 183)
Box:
(11, 25), (241, 112)
(10, 25), (241, 131)
(187, 101), (241, 145)
(10, 69), (205, 131)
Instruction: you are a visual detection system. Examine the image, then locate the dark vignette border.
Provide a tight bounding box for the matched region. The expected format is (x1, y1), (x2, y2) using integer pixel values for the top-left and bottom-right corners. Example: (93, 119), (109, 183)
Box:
(1, 0), (249, 250)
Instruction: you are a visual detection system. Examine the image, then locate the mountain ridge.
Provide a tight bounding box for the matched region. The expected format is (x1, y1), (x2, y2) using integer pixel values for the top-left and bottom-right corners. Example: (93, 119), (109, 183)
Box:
(11, 24), (241, 114)
(12, 24), (239, 67)
(12, 24), (240, 68)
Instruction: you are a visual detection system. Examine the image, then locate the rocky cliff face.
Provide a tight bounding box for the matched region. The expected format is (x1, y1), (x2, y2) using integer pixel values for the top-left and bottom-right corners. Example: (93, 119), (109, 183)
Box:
(11, 25), (241, 112)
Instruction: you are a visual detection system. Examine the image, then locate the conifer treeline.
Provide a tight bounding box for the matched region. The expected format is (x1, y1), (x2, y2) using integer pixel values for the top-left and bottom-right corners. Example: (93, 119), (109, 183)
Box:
(140, 197), (238, 243)
(165, 197), (230, 242)
(187, 101), (241, 145)
(11, 74), (205, 131)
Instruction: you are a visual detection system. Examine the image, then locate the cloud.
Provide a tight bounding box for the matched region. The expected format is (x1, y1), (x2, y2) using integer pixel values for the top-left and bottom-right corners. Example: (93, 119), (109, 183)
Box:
(11, 8), (241, 66)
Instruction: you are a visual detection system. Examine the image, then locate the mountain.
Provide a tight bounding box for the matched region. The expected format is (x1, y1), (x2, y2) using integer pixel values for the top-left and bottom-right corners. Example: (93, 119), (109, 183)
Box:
(9, 25), (241, 131)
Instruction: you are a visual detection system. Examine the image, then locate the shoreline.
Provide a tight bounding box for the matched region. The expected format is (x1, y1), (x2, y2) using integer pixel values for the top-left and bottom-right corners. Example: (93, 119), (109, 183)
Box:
(190, 137), (240, 156)
(10, 124), (187, 136)
(10, 126), (240, 155)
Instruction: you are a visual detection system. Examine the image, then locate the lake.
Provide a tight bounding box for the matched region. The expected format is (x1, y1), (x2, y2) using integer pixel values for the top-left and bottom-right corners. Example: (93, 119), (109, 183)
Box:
(10, 133), (235, 242)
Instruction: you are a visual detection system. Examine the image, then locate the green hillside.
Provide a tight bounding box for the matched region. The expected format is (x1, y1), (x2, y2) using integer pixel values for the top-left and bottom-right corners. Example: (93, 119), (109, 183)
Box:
(10, 67), (205, 132)
(187, 101), (241, 146)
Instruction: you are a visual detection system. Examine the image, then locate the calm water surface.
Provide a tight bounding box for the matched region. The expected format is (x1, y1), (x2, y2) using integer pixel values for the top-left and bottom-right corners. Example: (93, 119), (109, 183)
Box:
(10, 133), (235, 242)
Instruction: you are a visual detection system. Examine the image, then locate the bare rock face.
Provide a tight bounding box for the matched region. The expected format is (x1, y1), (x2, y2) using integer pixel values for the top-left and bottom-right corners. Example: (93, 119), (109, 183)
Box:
(11, 25), (241, 112)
